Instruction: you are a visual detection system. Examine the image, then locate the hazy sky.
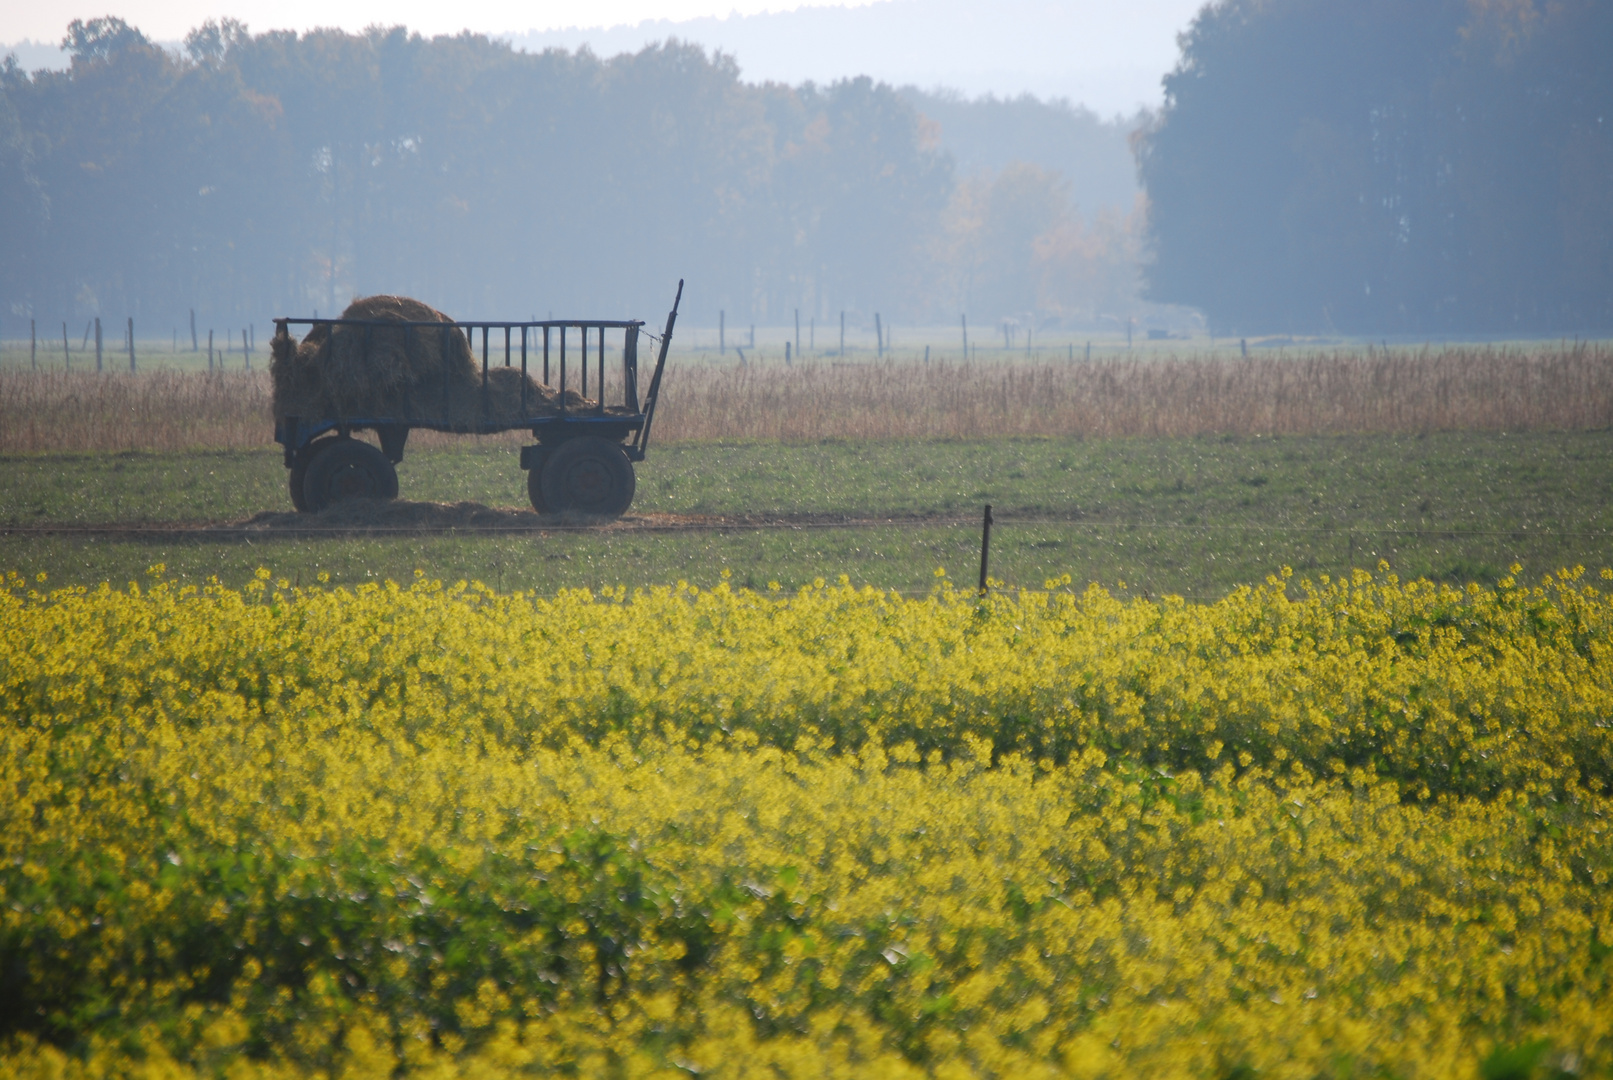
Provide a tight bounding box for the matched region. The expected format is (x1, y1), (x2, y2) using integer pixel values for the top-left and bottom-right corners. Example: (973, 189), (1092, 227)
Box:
(2, 0), (852, 42)
(4, 0), (1205, 113)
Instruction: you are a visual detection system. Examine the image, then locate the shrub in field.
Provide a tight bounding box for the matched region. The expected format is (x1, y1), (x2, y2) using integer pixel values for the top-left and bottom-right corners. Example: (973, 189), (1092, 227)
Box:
(1, 569), (1610, 1077)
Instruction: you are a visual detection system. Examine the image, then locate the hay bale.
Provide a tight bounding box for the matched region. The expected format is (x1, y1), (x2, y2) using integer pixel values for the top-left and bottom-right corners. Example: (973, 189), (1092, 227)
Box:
(271, 295), (597, 425)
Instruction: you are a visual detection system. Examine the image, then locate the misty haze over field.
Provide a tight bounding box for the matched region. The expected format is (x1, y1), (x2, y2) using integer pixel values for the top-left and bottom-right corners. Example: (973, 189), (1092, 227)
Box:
(502, 0), (1195, 119)
(1, 0), (1609, 339)
(6, 0), (1193, 117)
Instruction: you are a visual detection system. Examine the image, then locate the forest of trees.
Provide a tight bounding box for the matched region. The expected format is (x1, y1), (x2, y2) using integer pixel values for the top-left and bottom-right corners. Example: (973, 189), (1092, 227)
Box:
(9, 1), (1604, 340)
(1140, 0), (1613, 335)
(0, 18), (1142, 338)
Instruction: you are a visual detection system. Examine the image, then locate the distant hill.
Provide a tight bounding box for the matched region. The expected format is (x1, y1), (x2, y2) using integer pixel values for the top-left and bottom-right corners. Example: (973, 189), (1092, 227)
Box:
(3, 36), (186, 72)
(1, 39), (69, 72)
(502, 0), (1197, 119)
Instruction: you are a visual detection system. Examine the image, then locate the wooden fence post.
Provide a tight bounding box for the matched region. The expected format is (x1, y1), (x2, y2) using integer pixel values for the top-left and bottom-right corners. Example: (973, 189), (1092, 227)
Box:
(961, 313), (968, 358)
(978, 504), (993, 597)
(875, 313), (883, 358)
(94, 317), (102, 372)
(243, 328), (250, 370)
(62, 322), (70, 370)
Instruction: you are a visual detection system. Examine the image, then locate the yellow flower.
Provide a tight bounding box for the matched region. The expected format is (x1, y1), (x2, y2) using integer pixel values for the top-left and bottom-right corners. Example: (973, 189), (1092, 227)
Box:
(0, 564), (1608, 1078)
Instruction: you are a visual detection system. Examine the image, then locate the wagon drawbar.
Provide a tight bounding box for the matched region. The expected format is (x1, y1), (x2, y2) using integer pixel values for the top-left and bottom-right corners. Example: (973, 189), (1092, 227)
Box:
(273, 280), (681, 519)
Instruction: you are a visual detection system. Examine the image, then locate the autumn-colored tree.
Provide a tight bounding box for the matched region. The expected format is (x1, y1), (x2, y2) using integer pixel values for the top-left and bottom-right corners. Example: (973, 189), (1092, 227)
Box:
(937, 163), (1141, 326)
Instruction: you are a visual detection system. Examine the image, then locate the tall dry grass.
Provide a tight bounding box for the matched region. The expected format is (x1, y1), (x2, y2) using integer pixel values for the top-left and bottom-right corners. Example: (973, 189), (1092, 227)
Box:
(2, 343), (1608, 453)
(656, 342), (1613, 441)
(0, 370), (272, 453)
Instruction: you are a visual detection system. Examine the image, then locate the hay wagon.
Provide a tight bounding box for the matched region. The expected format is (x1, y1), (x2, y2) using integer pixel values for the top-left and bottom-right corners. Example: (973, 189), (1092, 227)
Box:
(273, 281), (681, 519)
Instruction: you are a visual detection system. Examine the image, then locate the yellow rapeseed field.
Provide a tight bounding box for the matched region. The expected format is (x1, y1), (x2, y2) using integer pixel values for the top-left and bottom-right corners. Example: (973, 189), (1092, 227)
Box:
(2, 565), (1610, 1078)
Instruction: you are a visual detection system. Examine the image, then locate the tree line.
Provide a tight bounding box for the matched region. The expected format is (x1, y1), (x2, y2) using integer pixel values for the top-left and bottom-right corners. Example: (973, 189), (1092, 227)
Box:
(0, 18), (1142, 339)
(1140, 0), (1613, 335)
(11, 2), (1595, 340)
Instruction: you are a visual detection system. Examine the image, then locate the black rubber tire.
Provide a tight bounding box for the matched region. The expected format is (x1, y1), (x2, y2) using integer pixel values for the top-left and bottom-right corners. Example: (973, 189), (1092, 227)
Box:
(526, 453), (549, 514)
(539, 437), (635, 518)
(302, 438), (399, 513)
(288, 436), (340, 513)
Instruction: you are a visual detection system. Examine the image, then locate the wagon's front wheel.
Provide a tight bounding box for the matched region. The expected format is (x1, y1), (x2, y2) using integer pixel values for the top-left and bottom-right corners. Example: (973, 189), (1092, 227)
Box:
(539, 437), (635, 518)
(302, 438), (399, 513)
(288, 435), (340, 513)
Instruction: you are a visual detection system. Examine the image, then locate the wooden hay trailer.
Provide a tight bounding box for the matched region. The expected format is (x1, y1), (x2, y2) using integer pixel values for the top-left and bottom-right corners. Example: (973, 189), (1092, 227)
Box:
(273, 281), (681, 518)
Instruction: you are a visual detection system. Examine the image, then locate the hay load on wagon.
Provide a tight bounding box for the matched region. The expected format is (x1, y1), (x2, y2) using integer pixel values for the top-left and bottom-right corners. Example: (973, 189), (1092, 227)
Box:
(269, 295), (593, 425)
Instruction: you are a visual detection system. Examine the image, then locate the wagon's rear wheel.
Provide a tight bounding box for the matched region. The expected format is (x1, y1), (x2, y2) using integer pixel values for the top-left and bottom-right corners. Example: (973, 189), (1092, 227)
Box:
(288, 435), (340, 513)
(539, 436), (635, 518)
(302, 438), (399, 513)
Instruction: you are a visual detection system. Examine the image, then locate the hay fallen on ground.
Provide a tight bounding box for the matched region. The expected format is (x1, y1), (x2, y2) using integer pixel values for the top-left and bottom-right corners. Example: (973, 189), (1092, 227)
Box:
(230, 498), (664, 532)
(226, 500), (937, 533)
(270, 295), (594, 426)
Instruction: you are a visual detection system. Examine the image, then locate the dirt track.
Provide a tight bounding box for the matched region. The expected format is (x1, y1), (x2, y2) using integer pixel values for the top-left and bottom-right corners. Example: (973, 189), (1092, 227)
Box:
(0, 499), (1000, 539)
(3, 501), (1587, 551)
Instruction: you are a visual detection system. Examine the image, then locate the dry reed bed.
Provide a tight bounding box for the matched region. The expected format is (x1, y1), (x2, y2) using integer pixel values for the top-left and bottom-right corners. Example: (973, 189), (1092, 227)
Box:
(659, 343), (1613, 441)
(0, 370), (272, 453)
(2, 344), (1608, 453)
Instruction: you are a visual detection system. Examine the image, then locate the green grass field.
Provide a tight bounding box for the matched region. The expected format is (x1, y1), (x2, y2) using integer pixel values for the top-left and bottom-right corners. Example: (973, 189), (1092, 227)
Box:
(2, 430), (1608, 596)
